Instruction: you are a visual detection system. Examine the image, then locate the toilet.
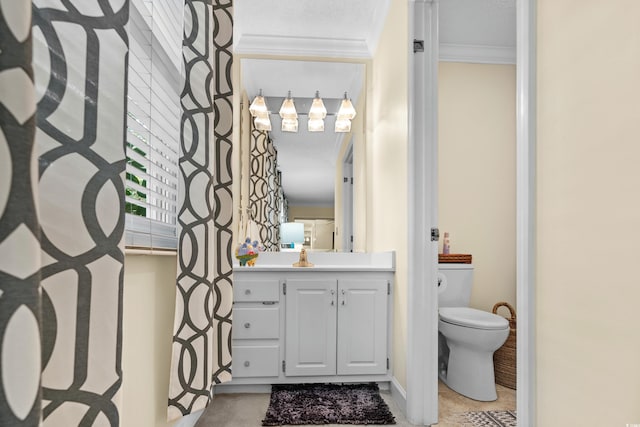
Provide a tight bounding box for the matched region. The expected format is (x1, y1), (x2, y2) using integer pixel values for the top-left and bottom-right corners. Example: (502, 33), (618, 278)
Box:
(438, 264), (509, 401)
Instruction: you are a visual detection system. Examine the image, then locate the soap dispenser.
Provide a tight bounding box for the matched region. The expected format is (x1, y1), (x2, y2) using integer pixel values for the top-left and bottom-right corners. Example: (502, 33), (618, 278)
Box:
(442, 232), (450, 255)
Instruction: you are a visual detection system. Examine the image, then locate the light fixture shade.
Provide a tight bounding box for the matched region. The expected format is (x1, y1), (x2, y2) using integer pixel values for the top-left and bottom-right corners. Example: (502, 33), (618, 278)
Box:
(254, 116), (272, 131)
(281, 118), (298, 132)
(308, 90), (327, 119)
(308, 118), (324, 132)
(337, 93), (357, 120)
(249, 90), (268, 118)
(279, 91), (298, 119)
(280, 222), (304, 244)
(335, 117), (352, 133)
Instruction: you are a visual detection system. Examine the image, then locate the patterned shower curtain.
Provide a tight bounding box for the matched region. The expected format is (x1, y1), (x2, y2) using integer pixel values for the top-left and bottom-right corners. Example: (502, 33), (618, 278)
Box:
(167, 0), (234, 419)
(0, 1), (128, 426)
(248, 125), (283, 251)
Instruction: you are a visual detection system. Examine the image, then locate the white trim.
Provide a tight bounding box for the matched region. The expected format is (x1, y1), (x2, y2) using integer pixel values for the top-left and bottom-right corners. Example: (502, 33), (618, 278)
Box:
(406, 0), (439, 425)
(408, 0), (536, 426)
(171, 408), (203, 427)
(214, 384), (272, 394)
(516, 0), (536, 425)
(234, 34), (371, 59)
(440, 43), (516, 64)
(214, 382), (393, 395)
(390, 376), (407, 416)
(124, 248), (177, 256)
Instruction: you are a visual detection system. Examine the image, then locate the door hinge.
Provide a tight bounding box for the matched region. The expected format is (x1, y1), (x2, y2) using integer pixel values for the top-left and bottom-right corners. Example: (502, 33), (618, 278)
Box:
(350, 177), (354, 184)
(283, 282), (287, 295)
(387, 281), (391, 295)
(387, 358), (390, 370)
(282, 360), (286, 373)
(431, 227), (440, 242)
(350, 235), (353, 243)
(413, 39), (424, 53)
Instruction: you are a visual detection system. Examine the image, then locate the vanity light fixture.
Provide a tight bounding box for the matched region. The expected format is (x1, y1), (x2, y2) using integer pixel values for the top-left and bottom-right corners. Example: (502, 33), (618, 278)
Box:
(337, 92), (356, 119)
(249, 89), (268, 118)
(334, 117), (352, 133)
(308, 90), (326, 132)
(279, 91), (298, 132)
(308, 90), (327, 119)
(308, 117), (324, 132)
(281, 118), (298, 132)
(279, 91), (298, 119)
(254, 116), (272, 131)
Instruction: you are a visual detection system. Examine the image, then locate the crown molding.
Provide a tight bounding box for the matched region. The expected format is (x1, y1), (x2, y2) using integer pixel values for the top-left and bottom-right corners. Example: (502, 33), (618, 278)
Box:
(439, 43), (516, 64)
(364, 0), (392, 56)
(235, 34), (372, 59)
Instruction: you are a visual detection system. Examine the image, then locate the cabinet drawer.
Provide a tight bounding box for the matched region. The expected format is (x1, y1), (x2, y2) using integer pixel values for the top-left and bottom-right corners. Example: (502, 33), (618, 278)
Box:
(234, 279), (280, 302)
(232, 307), (279, 339)
(233, 345), (279, 378)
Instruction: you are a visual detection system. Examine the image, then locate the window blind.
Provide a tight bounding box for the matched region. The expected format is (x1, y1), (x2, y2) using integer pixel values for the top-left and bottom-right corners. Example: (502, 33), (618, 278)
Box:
(125, 0), (183, 249)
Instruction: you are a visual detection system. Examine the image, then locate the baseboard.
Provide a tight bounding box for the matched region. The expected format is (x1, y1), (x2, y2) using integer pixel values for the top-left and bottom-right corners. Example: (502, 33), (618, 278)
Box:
(171, 408), (203, 427)
(390, 376), (407, 417)
(214, 383), (272, 394)
(215, 381), (392, 395)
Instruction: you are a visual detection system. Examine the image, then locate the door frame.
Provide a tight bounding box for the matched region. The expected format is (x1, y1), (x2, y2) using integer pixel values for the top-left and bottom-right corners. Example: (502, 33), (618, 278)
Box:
(406, 0), (536, 425)
(342, 141), (354, 252)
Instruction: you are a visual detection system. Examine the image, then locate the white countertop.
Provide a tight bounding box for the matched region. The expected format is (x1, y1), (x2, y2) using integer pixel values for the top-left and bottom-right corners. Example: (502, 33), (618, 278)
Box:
(233, 251), (395, 272)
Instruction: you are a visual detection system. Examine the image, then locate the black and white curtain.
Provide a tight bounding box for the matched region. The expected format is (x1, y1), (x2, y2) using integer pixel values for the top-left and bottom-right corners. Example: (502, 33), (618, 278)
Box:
(1, 1), (128, 426)
(248, 125), (283, 251)
(167, 0), (234, 419)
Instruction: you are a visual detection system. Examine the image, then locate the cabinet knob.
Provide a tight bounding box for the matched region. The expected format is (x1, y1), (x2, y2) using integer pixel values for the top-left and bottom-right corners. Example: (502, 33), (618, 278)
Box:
(245, 289), (252, 295)
(244, 322), (251, 329)
(244, 361), (250, 367)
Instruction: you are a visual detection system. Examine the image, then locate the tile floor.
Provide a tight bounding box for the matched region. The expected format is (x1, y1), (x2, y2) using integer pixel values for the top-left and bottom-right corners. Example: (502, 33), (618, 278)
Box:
(434, 381), (516, 427)
(195, 381), (516, 427)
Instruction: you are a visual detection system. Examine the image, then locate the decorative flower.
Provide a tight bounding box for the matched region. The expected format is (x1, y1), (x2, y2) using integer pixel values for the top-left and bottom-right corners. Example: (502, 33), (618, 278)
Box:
(235, 237), (265, 266)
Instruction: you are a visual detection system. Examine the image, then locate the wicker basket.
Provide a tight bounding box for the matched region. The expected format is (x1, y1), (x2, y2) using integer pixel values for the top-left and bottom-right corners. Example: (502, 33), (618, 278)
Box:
(492, 302), (516, 390)
(438, 254), (472, 263)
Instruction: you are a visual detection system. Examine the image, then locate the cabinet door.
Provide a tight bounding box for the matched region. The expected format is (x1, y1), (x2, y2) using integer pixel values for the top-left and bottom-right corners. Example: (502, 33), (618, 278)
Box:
(285, 279), (337, 376)
(337, 279), (388, 375)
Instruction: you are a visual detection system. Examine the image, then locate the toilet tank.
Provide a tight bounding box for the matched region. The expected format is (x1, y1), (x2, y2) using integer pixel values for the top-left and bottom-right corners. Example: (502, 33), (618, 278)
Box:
(438, 264), (474, 307)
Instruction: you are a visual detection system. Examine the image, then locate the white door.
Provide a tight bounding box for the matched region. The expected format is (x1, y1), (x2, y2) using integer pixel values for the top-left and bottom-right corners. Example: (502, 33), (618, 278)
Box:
(284, 279), (337, 376)
(336, 279), (388, 375)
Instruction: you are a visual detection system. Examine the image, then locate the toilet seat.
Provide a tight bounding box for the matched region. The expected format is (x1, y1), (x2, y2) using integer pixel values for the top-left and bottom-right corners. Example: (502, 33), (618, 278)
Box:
(439, 307), (508, 330)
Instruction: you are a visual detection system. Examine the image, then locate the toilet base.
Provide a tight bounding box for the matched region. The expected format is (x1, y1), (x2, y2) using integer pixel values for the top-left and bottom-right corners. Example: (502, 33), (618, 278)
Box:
(439, 343), (498, 401)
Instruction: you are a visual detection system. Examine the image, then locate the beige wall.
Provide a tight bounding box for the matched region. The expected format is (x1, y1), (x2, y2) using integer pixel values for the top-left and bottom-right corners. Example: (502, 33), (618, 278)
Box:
(369, 0), (409, 390)
(438, 62), (516, 312)
(121, 254), (178, 427)
(287, 204), (334, 220)
(536, 1), (640, 425)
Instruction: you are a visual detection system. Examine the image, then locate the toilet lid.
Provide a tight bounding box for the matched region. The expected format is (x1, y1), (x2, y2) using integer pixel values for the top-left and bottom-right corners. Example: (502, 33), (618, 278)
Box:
(439, 307), (509, 330)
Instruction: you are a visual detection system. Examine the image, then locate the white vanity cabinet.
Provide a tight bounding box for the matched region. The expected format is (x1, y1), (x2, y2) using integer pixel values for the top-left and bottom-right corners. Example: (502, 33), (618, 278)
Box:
(285, 278), (389, 377)
(231, 278), (281, 378)
(225, 252), (395, 388)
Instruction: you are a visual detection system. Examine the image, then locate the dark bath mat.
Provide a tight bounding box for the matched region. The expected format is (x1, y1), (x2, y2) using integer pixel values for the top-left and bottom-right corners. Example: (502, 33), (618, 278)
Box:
(262, 383), (396, 425)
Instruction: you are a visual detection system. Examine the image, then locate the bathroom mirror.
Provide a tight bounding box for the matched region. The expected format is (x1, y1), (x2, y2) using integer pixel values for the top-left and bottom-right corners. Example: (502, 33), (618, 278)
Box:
(238, 58), (367, 252)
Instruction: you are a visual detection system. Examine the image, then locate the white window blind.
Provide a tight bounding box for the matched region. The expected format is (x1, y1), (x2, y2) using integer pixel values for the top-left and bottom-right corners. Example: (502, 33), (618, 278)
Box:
(125, 0), (183, 249)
